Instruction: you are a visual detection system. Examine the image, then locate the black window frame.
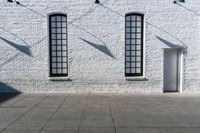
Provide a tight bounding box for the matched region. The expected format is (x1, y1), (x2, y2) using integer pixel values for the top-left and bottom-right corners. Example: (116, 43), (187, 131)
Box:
(49, 14), (68, 77)
(125, 13), (144, 77)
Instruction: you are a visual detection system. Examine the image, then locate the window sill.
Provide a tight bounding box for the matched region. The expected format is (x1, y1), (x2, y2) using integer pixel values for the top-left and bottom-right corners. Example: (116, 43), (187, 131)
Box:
(125, 77), (148, 81)
(49, 77), (72, 81)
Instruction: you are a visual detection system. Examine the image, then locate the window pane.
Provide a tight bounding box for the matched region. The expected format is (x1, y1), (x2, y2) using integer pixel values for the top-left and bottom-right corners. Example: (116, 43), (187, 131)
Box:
(52, 69), (57, 74)
(126, 57), (130, 61)
(136, 68), (141, 73)
(57, 16), (62, 21)
(62, 16), (67, 21)
(131, 52), (136, 56)
(52, 28), (56, 33)
(57, 63), (62, 68)
(131, 68), (136, 73)
(126, 68), (131, 73)
(62, 22), (67, 27)
(126, 16), (131, 21)
(52, 63), (56, 67)
(62, 29), (67, 33)
(126, 63), (131, 67)
(131, 63), (135, 67)
(57, 34), (61, 39)
(57, 52), (61, 56)
(62, 46), (67, 50)
(51, 34), (56, 39)
(136, 57), (141, 62)
(57, 28), (61, 33)
(62, 40), (67, 45)
(136, 45), (141, 50)
(131, 28), (136, 32)
(51, 16), (56, 21)
(126, 28), (131, 32)
(131, 16), (136, 21)
(63, 69), (67, 73)
(62, 34), (67, 39)
(126, 40), (131, 44)
(136, 63), (141, 67)
(126, 45), (131, 50)
(62, 57), (67, 62)
(52, 40), (56, 45)
(57, 69), (62, 74)
(131, 46), (135, 50)
(131, 22), (136, 27)
(52, 46), (56, 50)
(63, 63), (67, 67)
(57, 57), (62, 62)
(137, 16), (142, 21)
(50, 15), (68, 77)
(57, 40), (61, 45)
(137, 22), (141, 27)
(125, 14), (143, 76)
(62, 52), (67, 56)
(126, 51), (130, 56)
(57, 22), (61, 27)
(51, 22), (56, 27)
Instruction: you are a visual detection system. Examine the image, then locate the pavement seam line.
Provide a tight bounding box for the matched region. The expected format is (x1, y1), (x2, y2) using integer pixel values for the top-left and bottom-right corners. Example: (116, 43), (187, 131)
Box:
(38, 94), (71, 133)
(108, 95), (117, 133)
(0, 95), (48, 133)
(77, 93), (90, 133)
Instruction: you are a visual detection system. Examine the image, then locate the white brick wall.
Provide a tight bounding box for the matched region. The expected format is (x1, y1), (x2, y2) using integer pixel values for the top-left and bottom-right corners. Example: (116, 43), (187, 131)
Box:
(0, 0), (200, 92)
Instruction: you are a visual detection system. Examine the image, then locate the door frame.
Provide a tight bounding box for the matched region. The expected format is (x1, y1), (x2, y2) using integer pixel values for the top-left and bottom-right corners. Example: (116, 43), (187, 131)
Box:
(163, 48), (183, 93)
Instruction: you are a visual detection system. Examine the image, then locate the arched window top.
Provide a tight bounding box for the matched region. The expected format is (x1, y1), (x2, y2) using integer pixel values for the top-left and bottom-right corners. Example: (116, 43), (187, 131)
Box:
(49, 13), (68, 77)
(49, 13), (67, 17)
(125, 13), (144, 16)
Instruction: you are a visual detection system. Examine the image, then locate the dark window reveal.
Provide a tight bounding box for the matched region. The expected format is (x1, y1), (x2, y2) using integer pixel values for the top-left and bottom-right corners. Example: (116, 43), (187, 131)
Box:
(125, 13), (144, 77)
(49, 14), (68, 77)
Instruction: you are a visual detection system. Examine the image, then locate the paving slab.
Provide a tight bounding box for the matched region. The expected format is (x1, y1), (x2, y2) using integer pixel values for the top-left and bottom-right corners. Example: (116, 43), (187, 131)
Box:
(116, 127), (200, 133)
(79, 128), (115, 133)
(40, 128), (78, 133)
(1, 93), (200, 133)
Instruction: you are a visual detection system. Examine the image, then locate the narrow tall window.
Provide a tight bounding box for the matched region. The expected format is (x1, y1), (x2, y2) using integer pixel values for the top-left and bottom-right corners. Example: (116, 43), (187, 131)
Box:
(125, 13), (144, 77)
(49, 14), (68, 77)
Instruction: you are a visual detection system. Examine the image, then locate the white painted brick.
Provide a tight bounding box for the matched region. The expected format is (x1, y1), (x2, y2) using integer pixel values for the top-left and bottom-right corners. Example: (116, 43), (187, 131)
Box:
(0, 0), (200, 92)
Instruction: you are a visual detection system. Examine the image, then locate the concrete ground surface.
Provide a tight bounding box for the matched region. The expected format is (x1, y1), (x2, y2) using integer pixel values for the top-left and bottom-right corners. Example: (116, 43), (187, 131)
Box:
(0, 93), (200, 133)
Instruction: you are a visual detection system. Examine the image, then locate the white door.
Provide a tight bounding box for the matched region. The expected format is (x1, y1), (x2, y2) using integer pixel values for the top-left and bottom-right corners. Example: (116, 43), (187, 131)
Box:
(164, 49), (180, 92)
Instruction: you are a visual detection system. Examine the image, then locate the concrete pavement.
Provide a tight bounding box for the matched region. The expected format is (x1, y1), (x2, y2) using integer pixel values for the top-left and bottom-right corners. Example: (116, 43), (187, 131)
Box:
(0, 93), (200, 133)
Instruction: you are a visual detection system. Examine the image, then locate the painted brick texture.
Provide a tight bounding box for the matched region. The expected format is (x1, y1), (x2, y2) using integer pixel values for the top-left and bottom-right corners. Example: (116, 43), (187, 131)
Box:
(0, 0), (200, 92)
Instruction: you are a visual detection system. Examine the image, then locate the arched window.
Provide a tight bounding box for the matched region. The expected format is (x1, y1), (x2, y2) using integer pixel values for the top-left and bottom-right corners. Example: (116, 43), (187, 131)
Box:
(125, 13), (144, 77)
(49, 14), (68, 77)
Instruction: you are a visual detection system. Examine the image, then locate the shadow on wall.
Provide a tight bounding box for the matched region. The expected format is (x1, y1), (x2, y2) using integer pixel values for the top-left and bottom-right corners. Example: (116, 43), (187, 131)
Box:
(80, 38), (115, 59)
(175, 3), (200, 16)
(0, 82), (21, 104)
(0, 37), (32, 57)
(156, 36), (186, 49)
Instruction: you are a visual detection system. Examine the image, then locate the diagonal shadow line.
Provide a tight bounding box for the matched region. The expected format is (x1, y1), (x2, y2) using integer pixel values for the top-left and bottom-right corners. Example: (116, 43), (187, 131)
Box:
(80, 38), (115, 59)
(146, 22), (187, 48)
(97, 3), (188, 49)
(0, 27), (30, 47)
(69, 0), (109, 24)
(0, 36), (47, 67)
(156, 36), (185, 48)
(17, 3), (47, 18)
(99, 4), (124, 17)
(176, 3), (200, 16)
(0, 37), (32, 56)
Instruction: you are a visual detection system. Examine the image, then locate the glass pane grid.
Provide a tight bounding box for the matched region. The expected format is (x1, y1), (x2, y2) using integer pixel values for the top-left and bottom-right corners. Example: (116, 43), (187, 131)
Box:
(125, 14), (143, 76)
(50, 14), (68, 76)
